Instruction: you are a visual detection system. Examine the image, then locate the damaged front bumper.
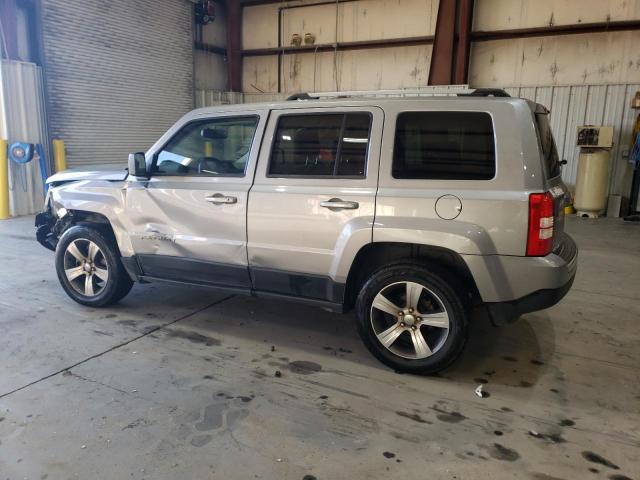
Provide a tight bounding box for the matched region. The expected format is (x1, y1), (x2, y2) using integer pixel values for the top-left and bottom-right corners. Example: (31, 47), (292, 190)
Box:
(35, 209), (58, 251)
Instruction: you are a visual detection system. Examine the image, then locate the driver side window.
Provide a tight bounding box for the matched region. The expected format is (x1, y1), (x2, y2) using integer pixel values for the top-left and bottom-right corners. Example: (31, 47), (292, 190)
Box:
(154, 116), (259, 177)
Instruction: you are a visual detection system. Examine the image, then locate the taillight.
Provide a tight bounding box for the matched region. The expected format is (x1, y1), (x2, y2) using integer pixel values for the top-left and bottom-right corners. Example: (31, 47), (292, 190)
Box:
(527, 192), (555, 256)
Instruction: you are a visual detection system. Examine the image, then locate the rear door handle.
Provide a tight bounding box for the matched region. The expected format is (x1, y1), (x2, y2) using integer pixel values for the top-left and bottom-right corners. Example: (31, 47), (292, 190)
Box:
(320, 198), (359, 210)
(206, 193), (237, 205)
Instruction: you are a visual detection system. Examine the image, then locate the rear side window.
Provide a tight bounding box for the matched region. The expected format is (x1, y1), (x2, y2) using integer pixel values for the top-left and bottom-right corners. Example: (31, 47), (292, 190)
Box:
(268, 113), (371, 177)
(392, 111), (496, 180)
(535, 113), (561, 178)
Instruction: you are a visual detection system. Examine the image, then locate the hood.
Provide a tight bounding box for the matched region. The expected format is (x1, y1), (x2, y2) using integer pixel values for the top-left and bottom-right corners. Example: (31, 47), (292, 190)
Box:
(46, 169), (129, 185)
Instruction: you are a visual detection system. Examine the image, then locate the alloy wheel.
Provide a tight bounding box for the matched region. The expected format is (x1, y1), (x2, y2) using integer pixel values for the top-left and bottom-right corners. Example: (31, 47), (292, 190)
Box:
(63, 239), (109, 297)
(370, 281), (450, 359)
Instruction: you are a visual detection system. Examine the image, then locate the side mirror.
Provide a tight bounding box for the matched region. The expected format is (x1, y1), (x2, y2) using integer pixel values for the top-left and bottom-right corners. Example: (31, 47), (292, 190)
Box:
(128, 152), (148, 178)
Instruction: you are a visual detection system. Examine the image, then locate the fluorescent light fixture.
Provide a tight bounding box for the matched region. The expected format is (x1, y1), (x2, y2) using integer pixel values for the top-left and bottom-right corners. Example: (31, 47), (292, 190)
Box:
(343, 137), (368, 143)
(282, 135), (292, 141)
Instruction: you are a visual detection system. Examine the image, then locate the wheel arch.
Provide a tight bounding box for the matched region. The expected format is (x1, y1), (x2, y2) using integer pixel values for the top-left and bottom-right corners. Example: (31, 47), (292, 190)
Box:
(51, 209), (130, 258)
(343, 242), (481, 311)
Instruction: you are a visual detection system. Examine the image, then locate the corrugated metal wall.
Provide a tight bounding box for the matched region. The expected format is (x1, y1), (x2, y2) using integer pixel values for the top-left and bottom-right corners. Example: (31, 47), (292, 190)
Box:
(40, 0), (194, 168)
(0, 60), (48, 216)
(196, 83), (639, 196)
(505, 84), (639, 195)
(240, 0), (439, 93)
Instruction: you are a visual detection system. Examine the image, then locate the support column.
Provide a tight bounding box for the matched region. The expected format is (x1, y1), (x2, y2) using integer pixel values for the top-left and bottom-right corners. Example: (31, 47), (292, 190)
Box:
(453, 0), (474, 85)
(428, 0), (457, 85)
(225, 0), (243, 92)
(428, 0), (474, 86)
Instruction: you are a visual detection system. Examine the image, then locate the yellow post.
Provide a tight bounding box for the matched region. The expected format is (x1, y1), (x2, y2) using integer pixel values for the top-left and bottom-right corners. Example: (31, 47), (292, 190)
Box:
(52, 139), (67, 172)
(0, 139), (9, 220)
(204, 140), (213, 157)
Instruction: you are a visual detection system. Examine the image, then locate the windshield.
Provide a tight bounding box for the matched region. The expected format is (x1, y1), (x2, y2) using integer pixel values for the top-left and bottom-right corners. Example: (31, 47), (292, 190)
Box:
(535, 112), (561, 178)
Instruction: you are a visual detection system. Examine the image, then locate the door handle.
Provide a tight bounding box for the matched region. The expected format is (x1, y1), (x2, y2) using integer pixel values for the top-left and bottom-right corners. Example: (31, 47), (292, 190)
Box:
(320, 198), (359, 210)
(206, 193), (237, 205)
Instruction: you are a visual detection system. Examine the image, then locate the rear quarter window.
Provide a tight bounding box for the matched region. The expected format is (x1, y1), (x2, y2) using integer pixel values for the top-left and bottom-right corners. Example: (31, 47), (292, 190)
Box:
(392, 111), (496, 180)
(535, 112), (561, 178)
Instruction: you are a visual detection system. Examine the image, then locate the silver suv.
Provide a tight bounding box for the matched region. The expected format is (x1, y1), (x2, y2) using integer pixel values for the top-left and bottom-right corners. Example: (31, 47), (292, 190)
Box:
(35, 89), (578, 374)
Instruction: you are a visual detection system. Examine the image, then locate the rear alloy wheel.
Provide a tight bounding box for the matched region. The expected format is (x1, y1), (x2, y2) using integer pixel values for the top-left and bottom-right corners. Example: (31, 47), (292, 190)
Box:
(356, 264), (468, 374)
(55, 225), (133, 307)
(371, 281), (450, 359)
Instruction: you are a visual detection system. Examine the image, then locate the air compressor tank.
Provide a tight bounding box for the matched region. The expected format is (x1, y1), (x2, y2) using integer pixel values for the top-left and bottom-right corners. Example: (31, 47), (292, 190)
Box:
(574, 125), (614, 218)
(574, 148), (611, 218)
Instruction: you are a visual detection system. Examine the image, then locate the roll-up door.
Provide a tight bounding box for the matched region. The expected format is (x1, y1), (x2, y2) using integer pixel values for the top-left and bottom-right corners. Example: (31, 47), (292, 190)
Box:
(41, 0), (194, 167)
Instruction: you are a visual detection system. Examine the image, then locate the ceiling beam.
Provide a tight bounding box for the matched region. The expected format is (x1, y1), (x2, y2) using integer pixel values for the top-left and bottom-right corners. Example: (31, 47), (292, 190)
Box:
(472, 20), (640, 41)
(242, 36), (435, 57)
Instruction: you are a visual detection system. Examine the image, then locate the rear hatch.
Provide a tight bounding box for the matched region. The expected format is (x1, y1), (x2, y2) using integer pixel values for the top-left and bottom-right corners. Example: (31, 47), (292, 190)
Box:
(533, 104), (569, 250)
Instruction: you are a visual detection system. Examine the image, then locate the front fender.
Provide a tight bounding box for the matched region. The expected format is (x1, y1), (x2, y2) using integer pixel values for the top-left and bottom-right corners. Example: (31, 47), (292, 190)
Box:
(48, 180), (135, 256)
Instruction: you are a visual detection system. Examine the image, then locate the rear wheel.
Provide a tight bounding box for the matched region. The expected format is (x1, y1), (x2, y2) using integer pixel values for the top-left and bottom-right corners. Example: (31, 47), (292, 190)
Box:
(356, 264), (468, 374)
(55, 226), (133, 307)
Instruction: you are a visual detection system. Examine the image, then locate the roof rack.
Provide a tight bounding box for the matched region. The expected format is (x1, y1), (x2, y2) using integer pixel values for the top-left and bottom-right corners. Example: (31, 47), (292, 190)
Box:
(286, 93), (320, 101)
(285, 87), (510, 100)
(457, 88), (510, 97)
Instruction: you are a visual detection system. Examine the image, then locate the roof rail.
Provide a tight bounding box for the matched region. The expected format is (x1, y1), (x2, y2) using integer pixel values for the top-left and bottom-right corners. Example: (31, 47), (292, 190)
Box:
(285, 87), (510, 100)
(286, 92), (319, 101)
(287, 86), (471, 100)
(458, 88), (510, 97)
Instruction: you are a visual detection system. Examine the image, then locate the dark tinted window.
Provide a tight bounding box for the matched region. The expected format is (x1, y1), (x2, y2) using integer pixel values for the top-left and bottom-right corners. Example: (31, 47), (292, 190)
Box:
(155, 116), (258, 177)
(535, 113), (561, 178)
(393, 111), (495, 180)
(269, 113), (371, 177)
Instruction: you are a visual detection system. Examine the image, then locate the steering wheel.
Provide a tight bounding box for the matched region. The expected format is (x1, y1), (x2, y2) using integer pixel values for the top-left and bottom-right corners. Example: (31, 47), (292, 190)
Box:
(197, 156), (224, 175)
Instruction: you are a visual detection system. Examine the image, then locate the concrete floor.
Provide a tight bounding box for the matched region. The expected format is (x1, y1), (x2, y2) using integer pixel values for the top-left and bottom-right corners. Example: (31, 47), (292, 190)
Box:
(0, 215), (638, 480)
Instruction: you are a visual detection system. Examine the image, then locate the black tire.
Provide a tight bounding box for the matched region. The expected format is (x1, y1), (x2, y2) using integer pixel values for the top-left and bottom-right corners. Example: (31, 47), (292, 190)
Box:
(355, 263), (468, 374)
(55, 225), (133, 307)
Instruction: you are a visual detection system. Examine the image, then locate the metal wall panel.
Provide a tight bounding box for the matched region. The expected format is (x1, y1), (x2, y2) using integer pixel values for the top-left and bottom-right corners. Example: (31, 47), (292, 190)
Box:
(196, 83), (639, 195)
(41, 0), (194, 168)
(562, 86), (589, 187)
(616, 84), (640, 206)
(0, 60), (48, 216)
(549, 86), (571, 164)
(509, 83), (639, 196)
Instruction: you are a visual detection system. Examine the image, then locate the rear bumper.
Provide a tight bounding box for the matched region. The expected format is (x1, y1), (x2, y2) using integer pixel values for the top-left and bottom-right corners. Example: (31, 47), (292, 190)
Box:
(485, 273), (575, 325)
(463, 233), (578, 325)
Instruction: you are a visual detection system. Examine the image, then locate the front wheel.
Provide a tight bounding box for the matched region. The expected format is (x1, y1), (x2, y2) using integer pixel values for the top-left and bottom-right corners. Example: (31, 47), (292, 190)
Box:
(355, 264), (468, 374)
(55, 225), (133, 307)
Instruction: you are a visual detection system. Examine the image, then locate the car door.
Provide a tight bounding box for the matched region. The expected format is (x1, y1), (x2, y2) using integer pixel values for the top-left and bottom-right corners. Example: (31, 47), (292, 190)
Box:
(125, 110), (268, 289)
(247, 106), (383, 304)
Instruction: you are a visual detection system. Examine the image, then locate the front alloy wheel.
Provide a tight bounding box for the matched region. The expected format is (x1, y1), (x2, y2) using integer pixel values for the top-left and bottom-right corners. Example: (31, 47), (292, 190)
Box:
(63, 239), (109, 297)
(55, 225), (133, 307)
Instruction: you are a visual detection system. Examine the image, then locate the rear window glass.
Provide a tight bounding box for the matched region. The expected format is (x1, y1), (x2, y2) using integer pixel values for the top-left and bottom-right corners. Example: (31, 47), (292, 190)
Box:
(392, 111), (496, 180)
(535, 113), (561, 178)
